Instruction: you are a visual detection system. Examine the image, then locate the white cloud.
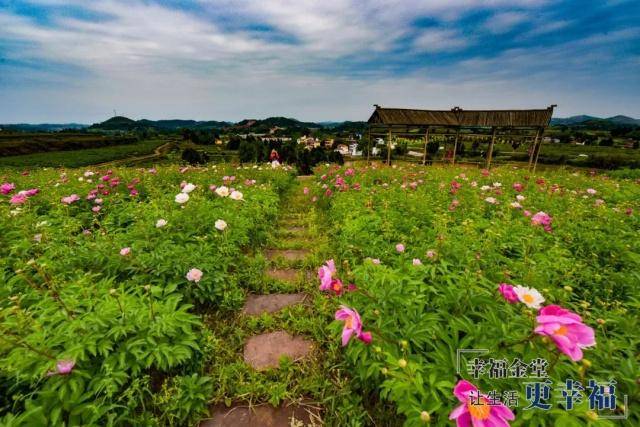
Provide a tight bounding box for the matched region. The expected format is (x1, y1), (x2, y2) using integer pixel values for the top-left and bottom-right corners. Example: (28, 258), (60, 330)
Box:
(483, 11), (528, 34)
(413, 29), (470, 52)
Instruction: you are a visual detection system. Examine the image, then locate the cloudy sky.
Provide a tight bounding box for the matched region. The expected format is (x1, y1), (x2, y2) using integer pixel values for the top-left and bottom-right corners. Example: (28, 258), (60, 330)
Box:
(1, 0), (639, 123)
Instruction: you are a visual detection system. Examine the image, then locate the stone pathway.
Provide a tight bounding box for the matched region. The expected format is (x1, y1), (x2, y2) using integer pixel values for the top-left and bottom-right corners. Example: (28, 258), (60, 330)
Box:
(202, 176), (322, 426)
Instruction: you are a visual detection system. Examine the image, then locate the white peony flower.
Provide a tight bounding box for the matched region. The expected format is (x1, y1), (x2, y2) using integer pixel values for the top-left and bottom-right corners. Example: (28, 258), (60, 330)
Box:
(513, 285), (545, 309)
(215, 186), (230, 197)
(182, 183), (196, 193)
(214, 219), (227, 231)
(156, 219), (168, 228)
(484, 197), (497, 204)
(480, 185), (491, 191)
(516, 195), (525, 201)
(229, 190), (244, 201)
(175, 193), (189, 204)
(510, 202), (522, 209)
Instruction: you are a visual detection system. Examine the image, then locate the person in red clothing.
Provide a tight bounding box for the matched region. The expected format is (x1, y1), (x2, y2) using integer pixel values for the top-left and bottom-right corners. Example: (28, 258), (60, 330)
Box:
(269, 149), (280, 162)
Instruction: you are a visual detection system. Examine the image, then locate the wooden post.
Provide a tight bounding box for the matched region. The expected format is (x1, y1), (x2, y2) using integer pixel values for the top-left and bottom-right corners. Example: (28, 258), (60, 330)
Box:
(451, 128), (460, 165)
(533, 127), (544, 173)
(366, 127), (371, 164)
(528, 128), (540, 170)
(486, 127), (497, 169)
(386, 128), (392, 166)
(422, 127), (430, 165)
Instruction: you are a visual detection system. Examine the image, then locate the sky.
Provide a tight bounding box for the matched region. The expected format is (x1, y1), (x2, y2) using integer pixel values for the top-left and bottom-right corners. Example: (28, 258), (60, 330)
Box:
(0, 0), (639, 124)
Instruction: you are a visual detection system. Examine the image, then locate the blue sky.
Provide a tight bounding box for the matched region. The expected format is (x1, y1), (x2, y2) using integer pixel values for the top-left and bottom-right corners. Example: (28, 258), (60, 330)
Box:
(0, 0), (639, 123)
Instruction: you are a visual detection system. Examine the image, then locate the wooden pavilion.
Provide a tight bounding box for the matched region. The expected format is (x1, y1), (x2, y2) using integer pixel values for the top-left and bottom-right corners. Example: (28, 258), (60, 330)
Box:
(366, 105), (556, 171)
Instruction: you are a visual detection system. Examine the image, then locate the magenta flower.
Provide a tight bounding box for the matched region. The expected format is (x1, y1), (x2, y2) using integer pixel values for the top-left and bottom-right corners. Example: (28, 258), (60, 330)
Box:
(449, 380), (514, 427)
(0, 182), (16, 195)
(318, 259), (336, 291)
(61, 194), (80, 205)
(92, 206), (101, 213)
(20, 188), (40, 197)
(47, 359), (75, 377)
(10, 194), (28, 204)
(534, 305), (596, 361)
(498, 283), (519, 303)
(335, 306), (372, 346)
(345, 168), (355, 176)
(512, 182), (524, 192)
(395, 243), (405, 253)
(531, 211), (553, 232)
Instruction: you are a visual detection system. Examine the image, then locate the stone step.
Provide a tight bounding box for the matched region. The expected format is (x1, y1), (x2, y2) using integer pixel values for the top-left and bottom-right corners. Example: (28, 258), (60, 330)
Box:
(201, 402), (321, 427)
(244, 331), (314, 370)
(242, 293), (307, 316)
(265, 268), (300, 283)
(265, 249), (310, 262)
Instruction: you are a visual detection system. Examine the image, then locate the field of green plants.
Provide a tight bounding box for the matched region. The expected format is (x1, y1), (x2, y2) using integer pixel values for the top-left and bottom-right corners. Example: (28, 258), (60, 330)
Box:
(1, 161), (638, 426)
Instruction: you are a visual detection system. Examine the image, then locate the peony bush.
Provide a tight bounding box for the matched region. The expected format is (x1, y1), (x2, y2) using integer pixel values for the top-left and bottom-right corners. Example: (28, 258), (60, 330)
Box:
(311, 163), (639, 426)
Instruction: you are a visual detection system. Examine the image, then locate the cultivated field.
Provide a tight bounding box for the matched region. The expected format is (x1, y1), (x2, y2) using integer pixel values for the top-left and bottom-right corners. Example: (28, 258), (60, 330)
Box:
(0, 162), (638, 426)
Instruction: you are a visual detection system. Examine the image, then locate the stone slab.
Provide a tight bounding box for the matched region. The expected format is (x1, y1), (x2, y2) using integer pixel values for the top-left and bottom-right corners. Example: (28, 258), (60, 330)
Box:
(265, 249), (310, 261)
(243, 331), (313, 370)
(201, 403), (321, 427)
(242, 293), (306, 316)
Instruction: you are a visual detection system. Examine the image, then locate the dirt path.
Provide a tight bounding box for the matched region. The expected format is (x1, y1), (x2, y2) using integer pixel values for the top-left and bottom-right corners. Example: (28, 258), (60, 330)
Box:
(94, 141), (175, 167)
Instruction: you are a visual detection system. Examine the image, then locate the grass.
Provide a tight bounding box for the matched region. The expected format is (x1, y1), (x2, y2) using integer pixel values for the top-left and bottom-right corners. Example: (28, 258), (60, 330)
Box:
(0, 139), (167, 168)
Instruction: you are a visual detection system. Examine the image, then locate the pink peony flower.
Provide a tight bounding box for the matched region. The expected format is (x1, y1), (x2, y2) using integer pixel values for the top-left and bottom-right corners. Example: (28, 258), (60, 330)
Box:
(531, 211), (553, 232)
(426, 250), (436, 259)
(523, 210), (532, 217)
(92, 206), (101, 213)
(335, 306), (372, 346)
(318, 260), (336, 291)
(47, 360), (75, 377)
(1, 182), (16, 195)
(61, 194), (80, 205)
(370, 258), (381, 265)
(412, 258), (422, 266)
(534, 305), (596, 361)
(345, 168), (355, 176)
(303, 187), (310, 195)
(119, 247), (131, 256)
(498, 283), (519, 303)
(186, 268), (203, 283)
(20, 188), (39, 197)
(594, 199), (604, 207)
(395, 243), (405, 253)
(512, 182), (524, 192)
(586, 188), (597, 195)
(449, 380), (514, 427)
(10, 194), (27, 204)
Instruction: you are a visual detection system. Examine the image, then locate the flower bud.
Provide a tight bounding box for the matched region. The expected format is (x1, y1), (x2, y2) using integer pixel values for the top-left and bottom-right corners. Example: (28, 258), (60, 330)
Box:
(398, 359), (407, 368)
(582, 359), (592, 368)
(109, 288), (117, 295)
(563, 285), (573, 292)
(144, 284), (151, 291)
(420, 411), (431, 423)
(381, 368), (388, 375)
(586, 410), (598, 421)
(596, 318), (605, 325)
(400, 340), (409, 349)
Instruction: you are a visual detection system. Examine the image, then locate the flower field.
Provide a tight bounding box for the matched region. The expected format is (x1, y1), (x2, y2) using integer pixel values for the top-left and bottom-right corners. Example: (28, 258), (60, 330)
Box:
(1, 161), (639, 426)
(309, 163), (640, 426)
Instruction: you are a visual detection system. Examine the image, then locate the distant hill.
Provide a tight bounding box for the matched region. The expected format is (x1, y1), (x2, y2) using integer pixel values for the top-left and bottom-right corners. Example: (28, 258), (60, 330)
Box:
(88, 116), (231, 131)
(551, 115), (640, 128)
(0, 123), (88, 132)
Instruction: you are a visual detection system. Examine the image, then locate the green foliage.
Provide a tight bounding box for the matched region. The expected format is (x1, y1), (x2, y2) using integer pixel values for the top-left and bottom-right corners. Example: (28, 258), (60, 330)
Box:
(311, 163), (640, 426)
(0, 164), (296, 425)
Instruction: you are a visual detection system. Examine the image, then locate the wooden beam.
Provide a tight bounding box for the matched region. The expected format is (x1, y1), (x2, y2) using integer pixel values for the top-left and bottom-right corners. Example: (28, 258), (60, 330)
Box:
(422, 127), (430, 165)
(528, 128), (542, 170)
(533, 127), (545, 173)
(451, 128), (460, 165)
(486, 127), (497, 169)
(366, 127), (371, 164)
(386, 129), (392, 165)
